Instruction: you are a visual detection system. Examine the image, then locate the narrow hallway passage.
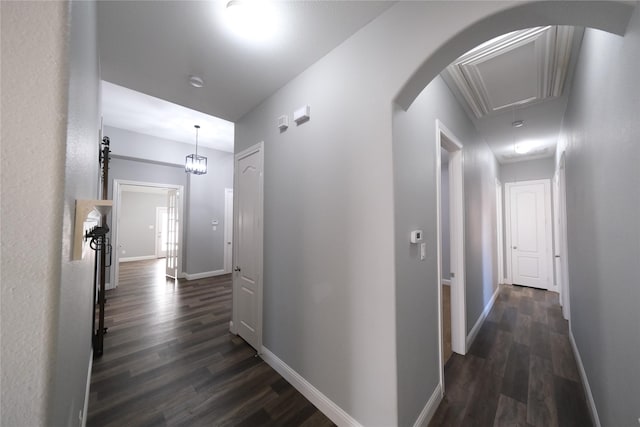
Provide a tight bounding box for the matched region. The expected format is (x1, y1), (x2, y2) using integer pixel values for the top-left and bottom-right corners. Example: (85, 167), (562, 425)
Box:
(430, 285), (591, 427)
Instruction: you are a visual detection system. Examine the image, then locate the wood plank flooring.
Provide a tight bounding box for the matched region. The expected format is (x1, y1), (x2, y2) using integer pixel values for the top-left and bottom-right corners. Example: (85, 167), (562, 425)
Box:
(429, 284), (592, 427)
(87, 260), (334, 427)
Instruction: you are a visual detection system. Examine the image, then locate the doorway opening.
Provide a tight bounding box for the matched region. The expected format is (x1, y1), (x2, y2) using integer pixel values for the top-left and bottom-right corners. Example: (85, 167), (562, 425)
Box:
(436, 120), (466, 389)
(111, 180), (185, 289)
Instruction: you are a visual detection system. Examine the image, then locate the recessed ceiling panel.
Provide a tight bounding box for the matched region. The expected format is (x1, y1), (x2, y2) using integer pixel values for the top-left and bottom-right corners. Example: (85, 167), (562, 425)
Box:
(475, 42), (538, 110)
(443, 26), (575, 118)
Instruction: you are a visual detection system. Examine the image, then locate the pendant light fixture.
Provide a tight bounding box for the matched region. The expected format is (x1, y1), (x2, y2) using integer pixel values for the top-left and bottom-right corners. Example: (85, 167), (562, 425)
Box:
(185, 124), (207, 175)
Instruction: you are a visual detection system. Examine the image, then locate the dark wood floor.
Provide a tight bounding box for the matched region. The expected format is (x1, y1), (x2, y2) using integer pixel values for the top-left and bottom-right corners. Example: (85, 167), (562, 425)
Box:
(87, 259), (334, 427)
(430, 284), (592, 427)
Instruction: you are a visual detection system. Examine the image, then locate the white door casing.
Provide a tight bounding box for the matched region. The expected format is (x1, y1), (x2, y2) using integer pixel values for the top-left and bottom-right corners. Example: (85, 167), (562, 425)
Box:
(436, 119), (466, 394)
(496, 179), (505, 284)
(156, 207), (168, 259)
(224, 188), (234, 274)
(231, 142), (264, 352)
(505, 180), (552, 290)
(111, 180), (184, 289)
(557, 153), (570, 320)
(165, 189), (179, 279)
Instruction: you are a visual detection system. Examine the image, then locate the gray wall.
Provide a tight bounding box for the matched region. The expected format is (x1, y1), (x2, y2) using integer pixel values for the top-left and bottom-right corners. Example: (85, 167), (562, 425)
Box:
(50, 2), (102, 425)
(393, 76), (500, 426)
(106, 126), (233, 274)
(500, 157), (555, 183)
(120, 192), (167, 258)
(558, 14), (640, 426)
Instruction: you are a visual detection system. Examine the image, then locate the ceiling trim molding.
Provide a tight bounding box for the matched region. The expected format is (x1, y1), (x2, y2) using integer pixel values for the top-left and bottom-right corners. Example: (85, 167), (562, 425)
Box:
(443, 26), (575, 118)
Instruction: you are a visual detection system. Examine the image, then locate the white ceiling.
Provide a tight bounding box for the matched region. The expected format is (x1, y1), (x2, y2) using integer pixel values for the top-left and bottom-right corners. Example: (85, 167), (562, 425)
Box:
(102, 81), (235, 152)
(441, 26), (585, 164)
(97, 1), (393, 123)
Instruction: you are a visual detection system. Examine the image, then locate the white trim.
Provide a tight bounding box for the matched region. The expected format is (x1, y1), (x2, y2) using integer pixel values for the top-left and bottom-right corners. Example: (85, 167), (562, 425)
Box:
(466, 286), (500, 350)
(111, 180), (184, 289)
(569, 330), (601, 427)
(81, 349), (93, 427)
(119, 255), (157, 263)
(441, 279), (451, 286)
(223, 188), (233, 274)
(184, 269), (226, 280)
(105, 282), (114, 291)
(229, 320), (237, 335)
(412, 383), (444, 427)
(261, 347), (363, 427)
(496, 179), (506, 284)
(436, 119), (466, 362)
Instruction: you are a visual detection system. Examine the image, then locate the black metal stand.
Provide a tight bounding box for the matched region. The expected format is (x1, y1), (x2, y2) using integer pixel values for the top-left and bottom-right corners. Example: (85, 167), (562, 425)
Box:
(91, 136), (111, 358)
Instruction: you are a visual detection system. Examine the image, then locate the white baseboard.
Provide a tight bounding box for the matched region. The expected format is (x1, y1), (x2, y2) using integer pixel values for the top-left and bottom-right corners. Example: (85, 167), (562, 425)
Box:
(105, 282), (114, 291)
(184, 269), (226, 280)
(81, 349), (93, 427)
(120, 255), (157, 263)
(441, 279), (451, 286)
(229, 320), (237, 335)
(413, 383), (443, 427)
(261, 347), (362, 427)
(569, 330), (601, 427)
(466, 285), (500, 350)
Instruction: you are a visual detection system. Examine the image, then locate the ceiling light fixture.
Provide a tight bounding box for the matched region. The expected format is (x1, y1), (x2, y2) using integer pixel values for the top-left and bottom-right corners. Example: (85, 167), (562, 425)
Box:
(185, 125), (207, 175)
(514, 143), (532, 154)
(512, 120), (525, 128)
(224, 0), (280, 43)
(189, 75), (204, 88)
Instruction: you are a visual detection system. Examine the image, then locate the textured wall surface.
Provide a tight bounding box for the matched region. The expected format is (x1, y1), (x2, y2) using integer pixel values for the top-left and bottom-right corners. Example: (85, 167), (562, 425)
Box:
(559, 12), (640, 425)
(0, 2), (70, 425)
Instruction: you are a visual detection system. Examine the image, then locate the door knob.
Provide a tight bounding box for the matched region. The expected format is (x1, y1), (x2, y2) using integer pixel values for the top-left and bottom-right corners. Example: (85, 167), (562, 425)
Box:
(234, 267), (241, 272)
(513, 246), (517, 249)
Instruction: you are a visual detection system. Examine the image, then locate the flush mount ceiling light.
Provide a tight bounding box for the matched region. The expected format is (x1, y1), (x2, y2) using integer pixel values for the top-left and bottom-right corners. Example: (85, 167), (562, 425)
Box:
(512, 120), (525, 128)
(185, 125), (207, 175)
(189, 75), (204, 88)
(514, 143), (532, 154)
(224, 0), (280, 43)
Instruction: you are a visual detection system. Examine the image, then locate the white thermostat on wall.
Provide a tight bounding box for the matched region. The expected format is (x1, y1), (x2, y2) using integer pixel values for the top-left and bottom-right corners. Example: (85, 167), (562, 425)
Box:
(410, 230), (423, 244)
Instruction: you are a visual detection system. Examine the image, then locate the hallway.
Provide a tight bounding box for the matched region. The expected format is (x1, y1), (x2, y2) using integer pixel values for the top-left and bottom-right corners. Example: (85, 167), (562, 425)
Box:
(87, 260), (333, 427)
(430, 284), (591, 427)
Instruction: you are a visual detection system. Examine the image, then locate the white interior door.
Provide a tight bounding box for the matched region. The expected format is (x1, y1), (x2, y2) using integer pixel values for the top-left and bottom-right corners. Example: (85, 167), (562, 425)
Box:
(506, 180), (552, 289)
(156, 207), (168, 259)
(232, 143), (263, 351)
(166, 189), (179, 278)
(224, 188), (233, 274)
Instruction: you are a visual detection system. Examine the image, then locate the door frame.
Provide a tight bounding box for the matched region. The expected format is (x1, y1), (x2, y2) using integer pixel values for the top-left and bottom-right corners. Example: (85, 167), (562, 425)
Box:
(436, 120), (467, 391)
(230, 142), (264, 354)
(155, 206), (168, 258)
(555, 152), (571, 320)
(496, 179), (505, 284)
(111, 180), (185, 289)
(224, 188), (234, 274)
(504, 179), (553, 289)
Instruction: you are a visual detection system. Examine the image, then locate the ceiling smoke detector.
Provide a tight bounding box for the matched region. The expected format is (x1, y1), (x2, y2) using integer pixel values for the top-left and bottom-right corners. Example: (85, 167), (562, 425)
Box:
(189, 75), (204, 88)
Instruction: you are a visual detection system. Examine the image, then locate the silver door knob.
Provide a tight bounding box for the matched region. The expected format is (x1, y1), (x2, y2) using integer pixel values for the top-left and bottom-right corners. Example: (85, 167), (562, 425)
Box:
(234, 267), (241, 272)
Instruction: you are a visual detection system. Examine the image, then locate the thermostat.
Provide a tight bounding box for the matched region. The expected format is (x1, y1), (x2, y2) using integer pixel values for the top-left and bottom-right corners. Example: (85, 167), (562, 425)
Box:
(410, 230), (423, 244)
